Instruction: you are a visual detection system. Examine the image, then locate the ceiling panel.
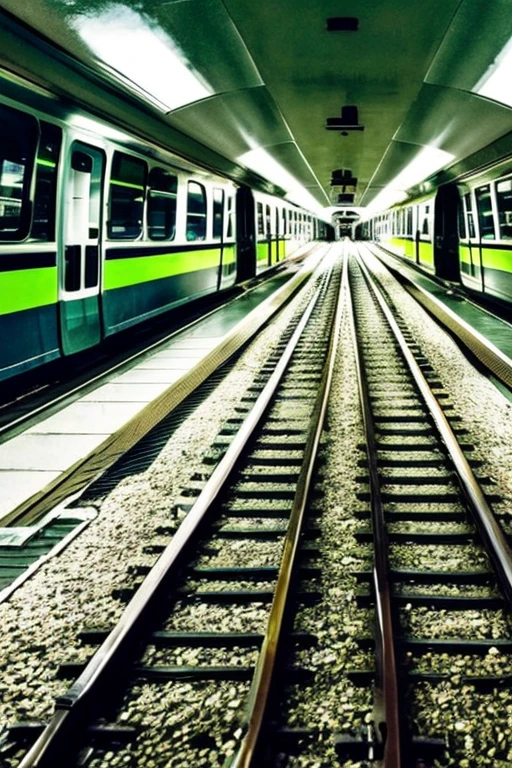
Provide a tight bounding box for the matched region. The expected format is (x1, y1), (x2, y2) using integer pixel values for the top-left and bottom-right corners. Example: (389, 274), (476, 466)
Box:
(167, 86), (292, 158)
(222, 0), (462, 203)
(425, 0), (512, 96)
(394, 84), (512, 161)
(1, 0), (512, 214)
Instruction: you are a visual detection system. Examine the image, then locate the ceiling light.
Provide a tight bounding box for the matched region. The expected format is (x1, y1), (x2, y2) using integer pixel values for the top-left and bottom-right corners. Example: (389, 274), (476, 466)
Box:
(364, 145), (454, 215)
(474, 36), (512, 108)
(73, 4), (212, 112)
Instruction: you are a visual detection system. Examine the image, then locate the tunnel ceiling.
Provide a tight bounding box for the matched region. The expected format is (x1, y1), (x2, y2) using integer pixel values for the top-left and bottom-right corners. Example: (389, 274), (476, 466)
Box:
(1, 0), (512, 212)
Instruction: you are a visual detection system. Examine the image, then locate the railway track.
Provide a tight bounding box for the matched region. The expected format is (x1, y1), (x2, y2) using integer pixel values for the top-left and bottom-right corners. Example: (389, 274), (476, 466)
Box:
(3, 243), (512, 768)
(345, 245), (512, 766)
(5, 251), (343, 767)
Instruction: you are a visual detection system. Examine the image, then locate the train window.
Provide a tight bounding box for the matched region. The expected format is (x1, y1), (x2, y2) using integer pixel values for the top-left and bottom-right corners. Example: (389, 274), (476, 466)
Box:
(407, 208), (413, 236)
(421, 206), (430, 236)
(458, 200), (467, 240)
(226, 195), (234, 238)
(30, 122), (62, 242)
(0, 104), (38, 241)
(108, 152), (146, 239)
(212, 188), (224, 239)
(475, 185), (495, 240)
(257, 202), (264, 235)
(147, 168), (177, 241)
(496, 179), (512, 240)
(186, 181), (207, 241)
(464, 194), (476, 238)
(281, 207), (286, 236)
(265, 205), (271, 236)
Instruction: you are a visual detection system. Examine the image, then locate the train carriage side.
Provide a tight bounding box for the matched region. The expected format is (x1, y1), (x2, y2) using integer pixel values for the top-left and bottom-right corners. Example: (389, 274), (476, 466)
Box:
(374, 195), (435, 270)
(253, 191), (314, 274)
(101, 146), (237, 336)
(0, 100), (62, 381)
(0, 75), (326, 384)
(0, 88), (238, 379)
(457, 170), (512, 304)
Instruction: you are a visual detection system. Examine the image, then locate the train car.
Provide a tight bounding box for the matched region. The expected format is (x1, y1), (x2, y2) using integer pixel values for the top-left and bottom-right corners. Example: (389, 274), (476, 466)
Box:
(253, 191), (314, 273)
(362, 160), (512, 307)
(0, 73), (322, 383)
(457, 161), (512, 304)
(364, 195), (435, 271)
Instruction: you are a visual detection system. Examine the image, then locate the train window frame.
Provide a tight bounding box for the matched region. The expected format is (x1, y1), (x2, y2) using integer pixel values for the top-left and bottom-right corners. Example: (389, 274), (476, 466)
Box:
(147, 167), (178, 242)
(257, 202), (264, 236)
(226, 194), (234, 239)
(464, 193), (476, 239)
(0, 103), (39, 242)
(458, 197), (467, 241)
(265, 205), (271, 238)
(421, 204), (430, 237)
(212, 188), (224, 240)
(406, 207), (413, 237)
(186, 180), (207, 242)
(475, 184), (496, 241)
(107, 151), (147, 241)
(495, 176), (512, 241)
(30, 121), (62, 243)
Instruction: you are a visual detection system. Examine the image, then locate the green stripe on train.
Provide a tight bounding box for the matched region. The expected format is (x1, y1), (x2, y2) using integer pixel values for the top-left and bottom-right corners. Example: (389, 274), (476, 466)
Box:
(0, 268), (57, 315)
(257, 242), (268, 264)
(418, 240), (433, 267)
(477, 246), (512, 271)
(459, 244), (512, 271)
(104, 248), (222, 290)
(390, 236), (416, 260)
(222, 245), (236, 265)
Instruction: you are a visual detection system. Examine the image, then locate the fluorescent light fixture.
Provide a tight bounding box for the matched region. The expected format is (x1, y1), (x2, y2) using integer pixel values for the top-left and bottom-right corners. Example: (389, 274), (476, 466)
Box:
(73, 4), (212, 112)
(475, 37), (512, 108)
(238, 148), (328, 217)
(363, 189), (407, 216)
(364, 146), (454, 214)
(238, 148), (305, 193)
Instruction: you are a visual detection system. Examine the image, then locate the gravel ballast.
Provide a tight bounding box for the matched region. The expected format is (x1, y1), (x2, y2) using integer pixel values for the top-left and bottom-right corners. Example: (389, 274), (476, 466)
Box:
(2, 243), (512, 768)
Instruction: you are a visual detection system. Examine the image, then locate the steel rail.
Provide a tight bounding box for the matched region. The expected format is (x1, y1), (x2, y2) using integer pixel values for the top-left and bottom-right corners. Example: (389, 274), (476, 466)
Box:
(355, 248), (512, 614)
(363, 242), (512, 392)
(227, 247), (345, 768)
(347, 249), (402, 767)
(18, 259), (332, 768)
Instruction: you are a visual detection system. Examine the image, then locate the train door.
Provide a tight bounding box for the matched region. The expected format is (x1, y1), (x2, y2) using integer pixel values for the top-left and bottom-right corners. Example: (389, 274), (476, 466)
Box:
(275, 207), (280, 263)
(265, 204), (272, 266)
(414, 206), (420, 263)
(213, 187), (224, 290)
(60, 141), (104, 355)
(433, 185), (460, 281)
(235, 186), (256, 281)
(475, 184), (497, 293)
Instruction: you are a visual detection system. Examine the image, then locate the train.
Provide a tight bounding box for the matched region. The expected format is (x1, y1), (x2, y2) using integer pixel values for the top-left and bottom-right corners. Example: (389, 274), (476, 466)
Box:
(361, 159), (512, 308)
(0, 72), (330, 383)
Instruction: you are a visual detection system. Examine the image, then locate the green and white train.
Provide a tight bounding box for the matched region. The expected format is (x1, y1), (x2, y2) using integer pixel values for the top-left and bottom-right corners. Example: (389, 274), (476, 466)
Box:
(362, 161), (512, 307)
(0, 73), (328, 382)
